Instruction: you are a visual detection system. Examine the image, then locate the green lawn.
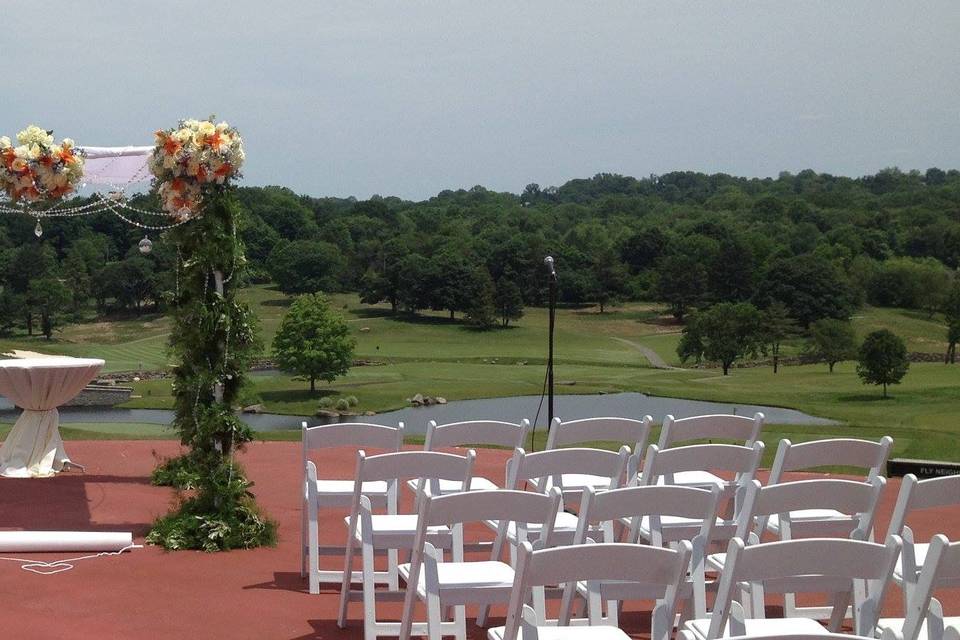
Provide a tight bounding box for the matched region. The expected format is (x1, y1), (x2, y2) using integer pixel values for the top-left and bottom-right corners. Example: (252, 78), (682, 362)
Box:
(2, 286), (957, 460)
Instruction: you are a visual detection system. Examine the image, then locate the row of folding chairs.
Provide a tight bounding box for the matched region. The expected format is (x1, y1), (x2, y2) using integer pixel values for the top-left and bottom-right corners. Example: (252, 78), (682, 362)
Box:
(326, 445), (960, 640)
(300, 412), (892, 595)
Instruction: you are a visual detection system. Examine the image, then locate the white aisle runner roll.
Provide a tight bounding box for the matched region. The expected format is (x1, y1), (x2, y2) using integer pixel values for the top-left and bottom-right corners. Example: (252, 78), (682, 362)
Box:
(0, 531), (133, 553)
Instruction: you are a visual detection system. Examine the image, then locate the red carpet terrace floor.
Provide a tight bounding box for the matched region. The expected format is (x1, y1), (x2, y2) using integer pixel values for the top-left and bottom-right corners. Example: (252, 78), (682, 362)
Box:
(0, 440), (957, 640)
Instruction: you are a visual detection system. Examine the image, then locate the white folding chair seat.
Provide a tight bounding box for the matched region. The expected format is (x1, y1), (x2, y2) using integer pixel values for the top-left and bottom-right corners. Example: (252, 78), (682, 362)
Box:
(489, 541), (690, 640)
(683, 536), (901, 640)
(657, 413), (764, 489)
(886, 474), (960, 612)
(407, 419), (531, 498)
(538, 416), (652, 491)
(398, 488), (562, 640)
(337, 449), (476, 640)
(876, 535), (960, 640)
(301, 420), (404, 594)
(763, 437), (892, 539)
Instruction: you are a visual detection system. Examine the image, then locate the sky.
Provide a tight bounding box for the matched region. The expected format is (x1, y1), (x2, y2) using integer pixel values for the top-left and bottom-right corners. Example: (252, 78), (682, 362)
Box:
(3, 1), (959, 200)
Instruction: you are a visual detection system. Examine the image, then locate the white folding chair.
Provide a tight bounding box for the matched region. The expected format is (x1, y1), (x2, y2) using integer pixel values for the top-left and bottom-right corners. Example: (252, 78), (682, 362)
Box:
(764, 436), (892, 540)
(407, 419), (531, 499)
(684, 536), (901, 640)
(301, 420), (404, 594)
(886, 474), (960, 612)
(708, 477), (886, 623)
(658, 413), (764, 490)
(541, 415), (652, 490)
(489, 541), (691, 640)
(476, 445), (630, 626)
(337, 449), (475, 639)
(398, 488), (562, 640)
(637, 442), (764, 544)
(568, 483), (722, 625)
(876, 534), (960, 640)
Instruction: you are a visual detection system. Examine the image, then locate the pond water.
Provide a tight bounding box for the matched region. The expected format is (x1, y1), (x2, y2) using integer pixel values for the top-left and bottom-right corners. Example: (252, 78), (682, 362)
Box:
(0, 391), (835, 435)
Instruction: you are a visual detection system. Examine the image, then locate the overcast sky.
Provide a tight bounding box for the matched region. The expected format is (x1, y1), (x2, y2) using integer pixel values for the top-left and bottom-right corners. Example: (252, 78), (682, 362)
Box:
(3, 1), (959, 200)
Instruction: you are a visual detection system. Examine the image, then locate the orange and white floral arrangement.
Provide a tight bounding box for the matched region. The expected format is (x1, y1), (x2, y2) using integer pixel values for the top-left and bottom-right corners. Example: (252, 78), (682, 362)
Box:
(149, 118), (245, 221)
(0, 125), (85, 203)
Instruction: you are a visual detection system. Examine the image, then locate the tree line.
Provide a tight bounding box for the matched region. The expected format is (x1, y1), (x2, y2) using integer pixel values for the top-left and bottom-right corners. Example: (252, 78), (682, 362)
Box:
(1, 167), (958, 354)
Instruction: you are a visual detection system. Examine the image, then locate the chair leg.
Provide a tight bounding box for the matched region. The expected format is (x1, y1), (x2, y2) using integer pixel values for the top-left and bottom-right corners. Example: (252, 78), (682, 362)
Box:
(476, 526), (508, 627)
(426, 590), (444, 640)
(454, 604), (466, 640)
(308, 502), (320, 594)
(337, 539), (356, 628)
(388, 548), (400, 590)
(300, 499), (307, 578)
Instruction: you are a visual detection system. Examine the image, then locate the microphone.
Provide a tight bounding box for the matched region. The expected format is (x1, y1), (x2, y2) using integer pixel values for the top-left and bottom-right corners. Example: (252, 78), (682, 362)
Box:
(544, 256), (556, 278)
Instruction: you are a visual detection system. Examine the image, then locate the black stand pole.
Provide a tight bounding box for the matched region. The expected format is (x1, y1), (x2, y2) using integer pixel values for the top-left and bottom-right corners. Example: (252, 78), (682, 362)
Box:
(546, 270), (557, 438)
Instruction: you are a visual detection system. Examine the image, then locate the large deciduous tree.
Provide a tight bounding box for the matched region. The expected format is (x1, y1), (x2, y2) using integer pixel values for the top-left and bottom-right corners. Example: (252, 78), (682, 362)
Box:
(761, 302), (798, 373)
(805, 318), (857, 373)
(857, 329), (909, 398)
(677, 302), (763, 375)
(755, 254), (856, 327)
(272, 293), (355, 392)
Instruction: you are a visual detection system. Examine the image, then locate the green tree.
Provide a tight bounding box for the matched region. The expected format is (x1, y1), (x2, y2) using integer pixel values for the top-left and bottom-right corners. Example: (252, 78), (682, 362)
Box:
(464, 266), (497, 329)
(756, 254), (856, 327)
(27, 277), (71, 339)
(677, 302), (764, 375)
(268, 240), (345, 294)
(762, 302), (798, 373)
(857, 329), (909, 398)
(272, 293), (355, 392)
(0, 289), (24, 336)
(590, 241), (628, 313)
(944, 279), (960, 364)
(805, 318), (857, 373)
(655, 253), (708, 320)
(494, 274), (524, 327)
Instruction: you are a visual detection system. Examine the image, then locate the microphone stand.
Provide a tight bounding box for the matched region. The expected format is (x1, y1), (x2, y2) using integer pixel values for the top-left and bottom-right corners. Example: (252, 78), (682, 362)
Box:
(546, 262), (557, 447)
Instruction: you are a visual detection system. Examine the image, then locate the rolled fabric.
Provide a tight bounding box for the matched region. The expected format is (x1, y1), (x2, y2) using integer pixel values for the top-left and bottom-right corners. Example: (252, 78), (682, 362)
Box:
(0, 531), (133, 553)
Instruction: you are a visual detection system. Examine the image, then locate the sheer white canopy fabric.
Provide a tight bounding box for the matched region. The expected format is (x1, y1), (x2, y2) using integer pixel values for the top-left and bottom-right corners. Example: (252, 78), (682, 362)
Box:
(77, 146), (152, 187)
(0, 357), (104, 478)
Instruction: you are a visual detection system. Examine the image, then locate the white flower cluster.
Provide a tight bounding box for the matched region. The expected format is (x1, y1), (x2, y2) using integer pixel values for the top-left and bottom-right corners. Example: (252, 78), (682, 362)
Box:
(149, 119), (245, 221)
(0, 125), (85, 203)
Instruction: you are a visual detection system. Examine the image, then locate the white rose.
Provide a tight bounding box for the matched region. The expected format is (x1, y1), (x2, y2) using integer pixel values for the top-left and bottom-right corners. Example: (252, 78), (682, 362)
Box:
(0, 136), (10, 148)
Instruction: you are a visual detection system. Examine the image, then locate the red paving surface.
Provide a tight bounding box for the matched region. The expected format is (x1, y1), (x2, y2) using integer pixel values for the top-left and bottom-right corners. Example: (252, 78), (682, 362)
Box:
(0, 440), (957, 640)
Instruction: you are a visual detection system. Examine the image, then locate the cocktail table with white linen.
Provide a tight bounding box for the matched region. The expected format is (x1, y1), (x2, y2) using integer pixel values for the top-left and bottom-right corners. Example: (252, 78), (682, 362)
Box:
(0, 357), (104, 478)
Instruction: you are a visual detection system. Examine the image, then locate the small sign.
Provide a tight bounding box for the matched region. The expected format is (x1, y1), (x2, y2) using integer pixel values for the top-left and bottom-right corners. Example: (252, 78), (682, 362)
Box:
(887, 458), (960, 479)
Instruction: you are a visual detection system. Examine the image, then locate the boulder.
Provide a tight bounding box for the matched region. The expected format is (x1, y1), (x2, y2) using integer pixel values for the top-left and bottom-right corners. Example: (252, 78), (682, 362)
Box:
(315, 409), (339, 419)
(411, 393), (425, 406)
(359, 327), (371, 333)
(242, 404), (265, 414)
(364, 411), (376, 416)
(435, 397), (447, 405)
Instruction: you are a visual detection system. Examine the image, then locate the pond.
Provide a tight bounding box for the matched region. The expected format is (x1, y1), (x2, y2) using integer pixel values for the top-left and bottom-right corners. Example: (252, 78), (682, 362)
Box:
(0, 391), (835, 435)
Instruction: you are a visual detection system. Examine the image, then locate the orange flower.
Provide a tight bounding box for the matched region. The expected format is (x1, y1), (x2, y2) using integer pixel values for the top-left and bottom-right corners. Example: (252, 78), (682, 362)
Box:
(206, 131), (222, 151)
(196, 164), (207, 182)
(171, 178), (186, 192)
(59, 147), (75, 164)
(214, 162), (232, 177)
(163, 137), (181, 156)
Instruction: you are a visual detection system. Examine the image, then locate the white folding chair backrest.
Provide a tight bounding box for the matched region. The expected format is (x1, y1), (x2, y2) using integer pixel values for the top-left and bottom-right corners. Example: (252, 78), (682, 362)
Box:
(743, 477), (886, 542)
(303, 421), (404, 491)
(640, 442), (764, 491)
(575, 483), (721, 617)
(424, 419), (530, 450)
(658, 413), (763, 448)
(896, 535), (960, 640)
(503, 541), (691, 640)
(710, 536), (901, 638)
(507, 446), (631, 505)
(546, 416), (652, 479)
(887, 473), (960, 540)
(767, 437), (893, 484)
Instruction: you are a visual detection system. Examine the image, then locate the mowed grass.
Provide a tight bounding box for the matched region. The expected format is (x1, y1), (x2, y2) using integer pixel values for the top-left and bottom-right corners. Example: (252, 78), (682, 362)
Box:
(1, 285), (957, 459)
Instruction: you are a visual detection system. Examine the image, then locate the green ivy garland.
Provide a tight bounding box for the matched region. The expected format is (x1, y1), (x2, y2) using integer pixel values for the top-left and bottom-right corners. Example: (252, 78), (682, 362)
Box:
(147, 190), (276, 551)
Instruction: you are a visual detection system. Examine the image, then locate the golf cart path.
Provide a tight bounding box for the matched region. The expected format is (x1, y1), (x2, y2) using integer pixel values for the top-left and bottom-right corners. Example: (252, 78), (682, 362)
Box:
(612, 337), (686, 370)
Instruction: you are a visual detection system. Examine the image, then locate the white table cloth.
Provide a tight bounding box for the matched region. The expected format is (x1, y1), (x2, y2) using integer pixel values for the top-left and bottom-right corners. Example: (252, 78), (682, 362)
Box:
(0, 357), (104, 478)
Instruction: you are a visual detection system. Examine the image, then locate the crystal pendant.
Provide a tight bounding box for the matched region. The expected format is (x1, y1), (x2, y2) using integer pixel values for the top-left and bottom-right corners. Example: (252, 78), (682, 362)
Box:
(138, 235), (153, 254)
(34, 219), (43, 238)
